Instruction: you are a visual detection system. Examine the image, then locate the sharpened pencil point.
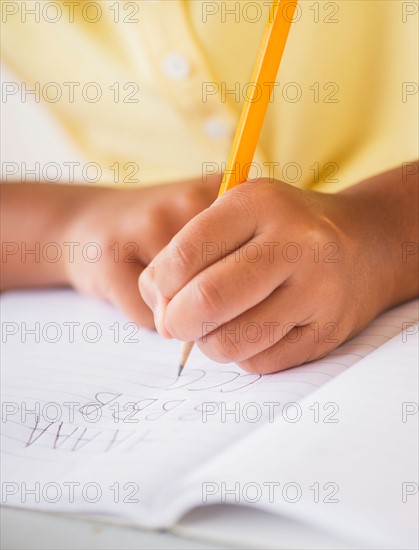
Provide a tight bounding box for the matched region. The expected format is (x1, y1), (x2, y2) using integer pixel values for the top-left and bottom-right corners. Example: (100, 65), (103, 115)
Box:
(178, 341), (194, 377)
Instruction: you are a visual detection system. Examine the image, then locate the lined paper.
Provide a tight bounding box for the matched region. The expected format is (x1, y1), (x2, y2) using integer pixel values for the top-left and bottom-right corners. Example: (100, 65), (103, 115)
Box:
(174, 328), (418, 548)
(1, 290), (417, 525)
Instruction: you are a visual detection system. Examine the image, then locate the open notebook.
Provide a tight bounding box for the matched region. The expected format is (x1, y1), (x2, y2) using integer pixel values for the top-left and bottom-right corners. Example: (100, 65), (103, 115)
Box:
(1, 290), (418, 549)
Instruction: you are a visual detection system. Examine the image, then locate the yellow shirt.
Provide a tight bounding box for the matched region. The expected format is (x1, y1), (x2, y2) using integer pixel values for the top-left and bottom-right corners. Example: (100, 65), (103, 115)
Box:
(2, 0), (418, 190)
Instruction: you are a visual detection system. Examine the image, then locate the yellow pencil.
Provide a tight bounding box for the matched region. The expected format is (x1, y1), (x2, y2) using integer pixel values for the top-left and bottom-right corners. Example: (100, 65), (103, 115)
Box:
(178, 0), (298, 377)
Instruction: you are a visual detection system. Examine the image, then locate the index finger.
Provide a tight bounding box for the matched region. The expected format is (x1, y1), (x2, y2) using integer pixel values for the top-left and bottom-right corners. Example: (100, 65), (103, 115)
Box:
(146, 183), (260, 300)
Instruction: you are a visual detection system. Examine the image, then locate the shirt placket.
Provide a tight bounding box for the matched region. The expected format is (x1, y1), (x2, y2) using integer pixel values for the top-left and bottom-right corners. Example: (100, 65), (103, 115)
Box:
(138, 0), (270, 177)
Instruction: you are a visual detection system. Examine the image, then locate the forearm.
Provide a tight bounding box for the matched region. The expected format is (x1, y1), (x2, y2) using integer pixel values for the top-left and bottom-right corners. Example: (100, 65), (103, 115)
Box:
(339, 162), (419, 309)
(0, 183), (94, 290)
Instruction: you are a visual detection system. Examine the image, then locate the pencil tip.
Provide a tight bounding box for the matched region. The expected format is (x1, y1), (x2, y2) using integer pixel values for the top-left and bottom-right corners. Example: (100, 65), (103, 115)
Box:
(178, 341), (194, 377)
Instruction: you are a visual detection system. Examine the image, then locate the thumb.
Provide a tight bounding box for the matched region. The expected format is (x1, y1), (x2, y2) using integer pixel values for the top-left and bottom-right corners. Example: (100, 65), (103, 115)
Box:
(103, 261), (155, 330)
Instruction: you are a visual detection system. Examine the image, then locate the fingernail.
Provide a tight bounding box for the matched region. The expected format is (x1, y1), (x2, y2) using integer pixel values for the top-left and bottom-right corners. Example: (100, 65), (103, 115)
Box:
(139, 267), (172, 338)
(139, 267), (157, 310)
(154, 294), (173, 339)
(153, 294), (165, 335)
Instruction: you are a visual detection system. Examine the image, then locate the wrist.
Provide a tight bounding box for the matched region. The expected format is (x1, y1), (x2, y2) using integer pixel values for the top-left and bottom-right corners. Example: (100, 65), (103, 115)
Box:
(338, 169), (418, 313)
(59, 185), (115, 286)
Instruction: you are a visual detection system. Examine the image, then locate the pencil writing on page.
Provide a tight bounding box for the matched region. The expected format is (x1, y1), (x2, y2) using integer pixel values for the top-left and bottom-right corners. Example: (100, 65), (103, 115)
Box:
(178, 0), (298, 375)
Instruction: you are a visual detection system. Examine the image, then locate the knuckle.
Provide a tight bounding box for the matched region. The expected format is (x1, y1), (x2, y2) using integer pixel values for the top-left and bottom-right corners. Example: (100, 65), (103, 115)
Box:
(303, 338), (328, 365)
(237, 355), (267, 374)
(303, 224), (328, 247)
(192, 276), (223, 319)
(166, 239), (191, 274)
(300, 216), (339, 249)
(228, 184), (256, 217)
(206, 329), (241, 364)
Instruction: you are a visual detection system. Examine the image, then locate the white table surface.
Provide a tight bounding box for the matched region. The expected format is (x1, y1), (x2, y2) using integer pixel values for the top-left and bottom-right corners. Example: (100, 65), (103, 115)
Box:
(1, 507), (230, 550)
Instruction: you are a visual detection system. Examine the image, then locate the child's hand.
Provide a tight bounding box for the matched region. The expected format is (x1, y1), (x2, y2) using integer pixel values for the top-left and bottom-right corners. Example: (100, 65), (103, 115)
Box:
(139, 171), (418, 373)
(1, 177), (220, 328)
(63, 177), (220, 328)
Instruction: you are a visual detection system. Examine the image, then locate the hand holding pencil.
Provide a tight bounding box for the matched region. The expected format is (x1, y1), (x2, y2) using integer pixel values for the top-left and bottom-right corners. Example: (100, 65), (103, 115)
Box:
(178, 0), (300, 374)
(139, 3), (418, 375)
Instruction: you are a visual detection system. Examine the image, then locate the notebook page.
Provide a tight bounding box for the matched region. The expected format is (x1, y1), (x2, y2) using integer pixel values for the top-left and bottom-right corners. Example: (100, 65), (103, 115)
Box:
(1, 290), (417, 527)
(171, 325), (418, 549)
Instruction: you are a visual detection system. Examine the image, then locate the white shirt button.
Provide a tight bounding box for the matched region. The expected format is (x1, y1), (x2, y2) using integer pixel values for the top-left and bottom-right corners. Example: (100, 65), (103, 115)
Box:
(162, 53), (191, 80)
(204, 117), (230, 140)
